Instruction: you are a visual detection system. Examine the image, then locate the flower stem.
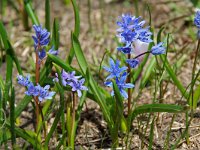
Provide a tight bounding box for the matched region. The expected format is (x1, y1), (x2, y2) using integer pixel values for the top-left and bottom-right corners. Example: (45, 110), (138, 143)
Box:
(134, 51), (151, 59)
(127, 54), (131, 114)
(72, 92), (76, 127)
(35, 48), (47, 139)
(35, 50), (40, 131)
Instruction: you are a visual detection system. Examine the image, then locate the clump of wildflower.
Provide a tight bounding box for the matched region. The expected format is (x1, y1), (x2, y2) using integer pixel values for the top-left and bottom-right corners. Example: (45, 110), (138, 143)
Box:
(17, 74), (55, 102)
(104, 58), (134, 99)
(54, 70), (88, 97)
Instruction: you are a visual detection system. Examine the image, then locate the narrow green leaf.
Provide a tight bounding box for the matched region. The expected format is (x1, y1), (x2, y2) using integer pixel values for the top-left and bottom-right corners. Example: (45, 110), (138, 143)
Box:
(132, 104), (185, 120)
(24, 0), (39, 25)
(5, 122), (41, 149)
(157, 27), (165, 43)
(113, 81), (127, 132)
(0, 21), (8, 48)
(45, 0), (51, 32)
(72, 33), (113, 127)
(10, 88), (16, 147)
(160, 55), (189, 99)
(15, 96), (32, 119)
(66, 0), (80, 64)
(141, 57), (156, 88)
(52, 18), (59, 49)
(44, 82), (64, 148)
(148, 117), (155, 150)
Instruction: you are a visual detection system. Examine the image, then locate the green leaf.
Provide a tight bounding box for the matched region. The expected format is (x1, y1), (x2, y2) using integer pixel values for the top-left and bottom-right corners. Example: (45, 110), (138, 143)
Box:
(24, 0), (39, 25)
(44, 82), (64, 148)
(113, 81), (127, 132)
(10, 88), (16, 146)
(52, 18), (59, 50)
(141, 57), (156, 88)
(45, 0), (51, 32)
(192, 85), (200, 109)
(66, 0), (80, 64)
(148, 117), (155, 150)
(72, 33), (113, 127)
(160, 55), (189, 99)
(15, 96), (32, 119)
(132, 104), (186, 120)
(5, 122), (41, 149)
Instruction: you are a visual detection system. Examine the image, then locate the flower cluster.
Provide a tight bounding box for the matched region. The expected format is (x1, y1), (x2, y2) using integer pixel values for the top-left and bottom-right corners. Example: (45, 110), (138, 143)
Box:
(54, 70), (88, 97)
(117, 14), (166, 68)
(32, 25), (58, 60)
(17, 75), (55, 102)
(104, 58), (134, 99)
(194, 10), (200, 39)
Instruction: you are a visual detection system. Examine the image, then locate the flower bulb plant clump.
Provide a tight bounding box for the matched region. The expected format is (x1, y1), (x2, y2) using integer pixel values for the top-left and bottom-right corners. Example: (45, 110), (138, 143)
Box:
(16, 25), (58, 133)
(104, 14), (166, 105)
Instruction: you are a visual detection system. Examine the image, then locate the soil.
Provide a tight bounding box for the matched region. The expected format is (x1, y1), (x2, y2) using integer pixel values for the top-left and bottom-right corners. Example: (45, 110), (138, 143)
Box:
(1, 0), (200, 149)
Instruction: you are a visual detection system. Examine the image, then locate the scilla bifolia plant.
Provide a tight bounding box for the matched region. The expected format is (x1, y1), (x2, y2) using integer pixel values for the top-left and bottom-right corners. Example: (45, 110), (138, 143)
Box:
(17, 25), (57, 136)
(103, 14), (166, 147)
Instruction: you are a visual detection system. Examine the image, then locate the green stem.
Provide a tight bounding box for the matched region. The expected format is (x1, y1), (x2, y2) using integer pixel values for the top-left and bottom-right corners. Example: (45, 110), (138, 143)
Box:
(190, 39), (200, 108)
(127, 54), (131, 114)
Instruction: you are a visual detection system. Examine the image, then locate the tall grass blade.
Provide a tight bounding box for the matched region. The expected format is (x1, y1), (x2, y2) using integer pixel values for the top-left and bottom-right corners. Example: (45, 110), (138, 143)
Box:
(52, 18), (59, 49)
(24, 0), (39, 25)
(132, 104), (186, 121)
(45, 0), (51, 32)
(66, 0), (80, 64)
(10, 87), (16, 148)
(72, 33), (113, 127)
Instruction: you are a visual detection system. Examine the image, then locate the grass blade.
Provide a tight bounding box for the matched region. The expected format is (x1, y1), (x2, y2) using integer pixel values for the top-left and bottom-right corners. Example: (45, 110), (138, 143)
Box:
(45, 0), (51, 32)
(66, 0), (80, 64)
(52, 18), (59, 49)
(24, 0), (39, 25)
(132, 103), (186, 121)
(10, 87), (16, 148)
(72, 33), (113, 127)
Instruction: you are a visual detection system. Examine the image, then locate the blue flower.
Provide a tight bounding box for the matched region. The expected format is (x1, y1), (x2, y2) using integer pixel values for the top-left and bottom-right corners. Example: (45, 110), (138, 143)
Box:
(151, 42), (166, 55)
(138, 28), (153, 43)
(194, 10), (200, 28)
(104, 72), (134, 99)
(119, 30), (138, 44)
(68, 79), (88, 97)
(103, 58), (127, 80)
(116, 72), (134, 99)
(49, 46), (59, 55)
(37, 85), (56, 102)
(32, 25), (50, 48)
(116, 14), (135, 32)
(38, 49), (46, 60)
(126, 59), (139, 68)
(25, 83), (40, 96)
(61, 70), (81, 86)
(117, 14), (152, 45)
(17, 74), (31, 86)
(117, 43), (133, 54)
